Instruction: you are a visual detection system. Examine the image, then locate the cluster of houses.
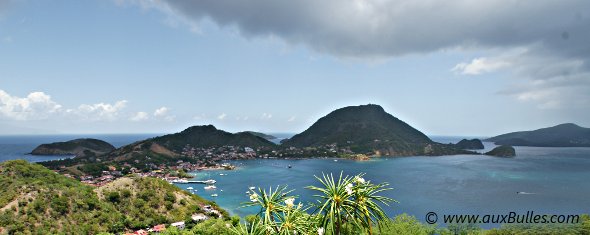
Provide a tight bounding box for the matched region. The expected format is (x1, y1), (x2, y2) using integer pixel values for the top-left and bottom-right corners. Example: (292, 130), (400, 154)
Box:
(79, 168), (122, 186)
(123, 223), (171, 235)
(181, 144), (260, 161)
(123, 205), (221, 234)
(72, 143), (361, 187)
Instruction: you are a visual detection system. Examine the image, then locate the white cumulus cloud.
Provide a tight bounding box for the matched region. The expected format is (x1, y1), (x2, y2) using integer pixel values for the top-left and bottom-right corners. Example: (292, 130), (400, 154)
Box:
(130, 111), (149, 121)
(152, 106), (175, 121)
(217, 113), (227, 120)
(73, 100), (128, 121)
(0, 90), (62, 120)
(452, 57), (510, 75)
(153, 106), (169, 117)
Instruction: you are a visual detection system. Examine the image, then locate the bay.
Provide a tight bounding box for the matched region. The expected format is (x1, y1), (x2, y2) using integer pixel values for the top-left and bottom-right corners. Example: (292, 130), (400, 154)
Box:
(180, 137), (590, 227)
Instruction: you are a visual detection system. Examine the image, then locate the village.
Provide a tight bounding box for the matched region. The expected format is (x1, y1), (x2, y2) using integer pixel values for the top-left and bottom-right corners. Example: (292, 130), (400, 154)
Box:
(67, 143), (360, 187)
(123, 204), (223, 235)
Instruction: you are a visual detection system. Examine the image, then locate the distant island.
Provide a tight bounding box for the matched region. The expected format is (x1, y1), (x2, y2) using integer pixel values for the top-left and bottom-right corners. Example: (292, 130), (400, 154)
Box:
(31, 138), (115, 157)
(38, 104), (504, 178)
(487, 123), (590, 147)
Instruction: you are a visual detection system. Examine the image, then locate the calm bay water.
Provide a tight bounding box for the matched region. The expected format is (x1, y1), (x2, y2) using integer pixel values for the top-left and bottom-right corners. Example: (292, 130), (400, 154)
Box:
(1, 135), (589, 227)
(181, 137), (590, 227)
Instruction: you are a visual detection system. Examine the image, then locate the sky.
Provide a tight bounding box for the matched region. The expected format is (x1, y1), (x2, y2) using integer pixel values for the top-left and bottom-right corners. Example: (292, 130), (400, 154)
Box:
(0, 0), (589, 136)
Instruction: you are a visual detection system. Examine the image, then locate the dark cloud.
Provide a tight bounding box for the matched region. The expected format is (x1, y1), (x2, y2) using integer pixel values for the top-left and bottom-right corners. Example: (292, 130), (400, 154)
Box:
(157, 0), (590, 59)
(153, 0), (590, 110)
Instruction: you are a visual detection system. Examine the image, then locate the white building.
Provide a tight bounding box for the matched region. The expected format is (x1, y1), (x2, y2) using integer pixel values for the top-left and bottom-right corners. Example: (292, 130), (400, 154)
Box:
(171, 221), (185, 230)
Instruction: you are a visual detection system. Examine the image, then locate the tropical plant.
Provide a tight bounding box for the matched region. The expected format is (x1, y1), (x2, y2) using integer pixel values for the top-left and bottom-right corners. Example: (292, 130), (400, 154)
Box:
(307, 172), (394, 235)
(240, 185), (317, 234)
(235, 172), (394, 235)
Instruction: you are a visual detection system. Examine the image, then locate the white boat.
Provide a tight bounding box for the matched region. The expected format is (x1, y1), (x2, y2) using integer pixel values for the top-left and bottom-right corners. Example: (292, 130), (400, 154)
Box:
(334, 159), (338, 162)
(187, 187), (194, 190)
(219, 173), (225, 176)
(220, 189), (224, 192)
(204, 179), (217, 184)
(204, 185), (217, 190)
(211, 194), (218, 197)
(249, 186), (256, 190)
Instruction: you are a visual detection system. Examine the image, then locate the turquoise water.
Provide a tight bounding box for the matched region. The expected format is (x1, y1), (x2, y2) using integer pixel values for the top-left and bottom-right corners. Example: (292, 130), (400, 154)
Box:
(179, 139), (590, 227)
(1, 135), (588, 227)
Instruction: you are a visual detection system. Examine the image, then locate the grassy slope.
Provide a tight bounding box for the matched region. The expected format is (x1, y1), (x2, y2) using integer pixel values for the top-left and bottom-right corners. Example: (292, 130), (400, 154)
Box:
(0, 160), (225, 234)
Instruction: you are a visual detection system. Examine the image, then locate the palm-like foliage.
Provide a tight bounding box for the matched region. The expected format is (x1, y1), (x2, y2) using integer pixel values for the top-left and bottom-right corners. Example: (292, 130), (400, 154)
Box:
(231, 219), (267, 235)
(236, 172), (395, 235)
(307, 172), (394, 235)
(240, 185), (317, 234)
(241, 185), (294, 233)
(276, 203), (316, 235)
(306, 172), (358, 234)
(349, 174), (396, 234)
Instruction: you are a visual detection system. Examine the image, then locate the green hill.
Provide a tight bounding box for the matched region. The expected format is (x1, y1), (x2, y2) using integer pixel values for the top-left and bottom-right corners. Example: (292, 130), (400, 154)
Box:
(0, 160), (226, 234)
(39, 125), (277, 176)
(487, 123), (590, 147)
(31, 138), (115, 157)
(455, 139), (484, 149)
(153, 125), (276, 151)
(282, 104), (471, 156)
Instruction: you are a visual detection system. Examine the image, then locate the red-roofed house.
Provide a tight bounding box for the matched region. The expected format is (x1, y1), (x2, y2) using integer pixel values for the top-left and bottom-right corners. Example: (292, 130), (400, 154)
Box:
(153, 224), (166, 233)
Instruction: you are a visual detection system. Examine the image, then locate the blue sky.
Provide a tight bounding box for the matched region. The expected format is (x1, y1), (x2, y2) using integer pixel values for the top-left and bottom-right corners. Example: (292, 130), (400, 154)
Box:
(1, 0), (589, 136)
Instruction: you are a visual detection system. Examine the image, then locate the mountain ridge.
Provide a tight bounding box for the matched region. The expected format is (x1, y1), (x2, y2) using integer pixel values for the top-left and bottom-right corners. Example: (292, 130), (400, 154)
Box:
(486, 123), (590, 147)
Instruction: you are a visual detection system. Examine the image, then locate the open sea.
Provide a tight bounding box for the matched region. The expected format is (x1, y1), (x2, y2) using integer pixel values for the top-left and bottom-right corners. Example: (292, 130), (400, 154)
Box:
(1, 134), (589, 227)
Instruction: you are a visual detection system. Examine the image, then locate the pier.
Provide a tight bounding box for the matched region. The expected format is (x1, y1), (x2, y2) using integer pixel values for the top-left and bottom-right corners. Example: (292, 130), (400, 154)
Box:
(171, 179), (216, 184)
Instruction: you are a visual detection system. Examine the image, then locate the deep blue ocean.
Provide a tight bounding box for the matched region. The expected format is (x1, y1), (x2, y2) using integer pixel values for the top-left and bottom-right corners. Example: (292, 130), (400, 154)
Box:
(1, 135), (589, 228)
(0, 134), (158, 163)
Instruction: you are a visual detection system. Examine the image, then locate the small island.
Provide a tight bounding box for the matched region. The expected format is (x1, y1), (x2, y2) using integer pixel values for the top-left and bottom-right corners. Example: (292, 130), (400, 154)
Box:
(31, 138), (115, 157)
(485, 145), (516, 157)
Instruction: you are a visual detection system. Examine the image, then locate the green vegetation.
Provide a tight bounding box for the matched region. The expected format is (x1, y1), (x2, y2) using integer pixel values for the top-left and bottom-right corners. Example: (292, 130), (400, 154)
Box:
(487, 123), (590, 147)
(230, 172), (394, 235)
(282, 104), (472, 156)
(30, 138), (115, 157)
(485, 145), (516, 157)
(2, 162), (588, 234)
(153, 125), (276, 152)
(455, 139), (485, 150)
(0, 160), (225, 234)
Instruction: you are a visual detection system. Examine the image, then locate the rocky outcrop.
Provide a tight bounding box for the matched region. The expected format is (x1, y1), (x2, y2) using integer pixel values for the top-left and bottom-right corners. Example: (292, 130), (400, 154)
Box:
(485, 145), (516, 157)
